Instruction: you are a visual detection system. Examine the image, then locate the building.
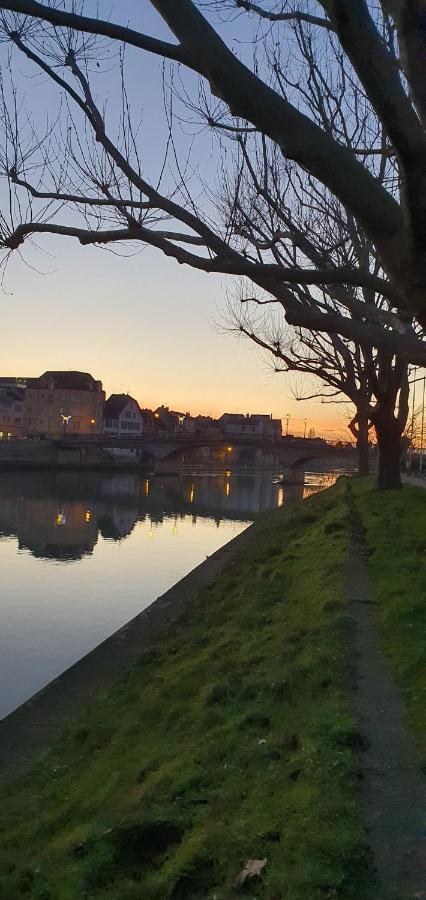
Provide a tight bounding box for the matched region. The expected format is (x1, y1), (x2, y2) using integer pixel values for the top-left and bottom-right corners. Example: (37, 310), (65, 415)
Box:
(103, 394), (144, 436)
(194, 415), (221, 434)
(0, 385), (25, 439)
(0, 377), (30, 390)
(140, 409), (157, 435)
(154, 406), (196, 434)
(24, 371), (104, 436)
(218, 413), (282, 438)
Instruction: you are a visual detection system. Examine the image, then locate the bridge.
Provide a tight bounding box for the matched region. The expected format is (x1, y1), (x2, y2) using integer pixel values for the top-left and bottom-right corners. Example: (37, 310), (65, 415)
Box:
(61, 433), (356, 477)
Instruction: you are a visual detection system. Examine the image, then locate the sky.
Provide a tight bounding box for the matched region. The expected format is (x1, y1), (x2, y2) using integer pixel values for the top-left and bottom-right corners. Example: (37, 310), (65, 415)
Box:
(0, 1), (353, 440)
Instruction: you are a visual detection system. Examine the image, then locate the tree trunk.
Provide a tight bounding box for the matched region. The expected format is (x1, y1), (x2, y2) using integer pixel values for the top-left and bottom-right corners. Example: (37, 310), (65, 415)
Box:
(357, 414), (370, 476)
(374, 414), (403, 489)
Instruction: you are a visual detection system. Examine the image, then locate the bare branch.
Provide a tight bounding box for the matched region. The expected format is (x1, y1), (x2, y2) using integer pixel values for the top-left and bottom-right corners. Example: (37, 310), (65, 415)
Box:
(233, 1), (335, 30)
(0, 0), (188, 64)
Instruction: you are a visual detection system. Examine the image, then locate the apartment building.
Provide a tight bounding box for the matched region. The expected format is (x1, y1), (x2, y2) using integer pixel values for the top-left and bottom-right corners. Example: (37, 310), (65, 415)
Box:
(24, 371), (104, 436)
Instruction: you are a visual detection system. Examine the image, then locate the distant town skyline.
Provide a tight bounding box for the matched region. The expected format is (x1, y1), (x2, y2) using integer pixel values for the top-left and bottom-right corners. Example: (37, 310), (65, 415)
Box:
(0, 349), (352, 441)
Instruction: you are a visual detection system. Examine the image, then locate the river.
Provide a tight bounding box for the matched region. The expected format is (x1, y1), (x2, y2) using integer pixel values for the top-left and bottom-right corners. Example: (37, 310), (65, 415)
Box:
(0, 467), (343, 720)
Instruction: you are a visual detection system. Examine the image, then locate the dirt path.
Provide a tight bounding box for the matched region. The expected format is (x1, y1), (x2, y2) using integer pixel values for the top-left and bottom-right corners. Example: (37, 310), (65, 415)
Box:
(347, 505), (426, 899)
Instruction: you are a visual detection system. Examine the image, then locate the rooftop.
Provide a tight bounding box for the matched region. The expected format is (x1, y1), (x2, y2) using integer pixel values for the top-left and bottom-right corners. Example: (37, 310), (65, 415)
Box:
(105, 394), (141, 419)
(28, 371), (102, 392)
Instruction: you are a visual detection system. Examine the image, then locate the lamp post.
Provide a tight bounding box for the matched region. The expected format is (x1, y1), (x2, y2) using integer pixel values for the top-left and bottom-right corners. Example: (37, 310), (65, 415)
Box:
(304, 418), (307, 439)
(286, 414), (290, 436)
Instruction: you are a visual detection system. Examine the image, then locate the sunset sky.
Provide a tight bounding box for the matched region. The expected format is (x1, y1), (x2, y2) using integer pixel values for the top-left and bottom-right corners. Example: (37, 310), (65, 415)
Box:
(2, 239), (351, 438)
(0, 1), (354, 441)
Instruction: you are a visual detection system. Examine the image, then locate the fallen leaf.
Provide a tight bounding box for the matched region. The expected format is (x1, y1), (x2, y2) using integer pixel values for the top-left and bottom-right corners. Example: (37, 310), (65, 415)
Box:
(235, 857), (267, 886)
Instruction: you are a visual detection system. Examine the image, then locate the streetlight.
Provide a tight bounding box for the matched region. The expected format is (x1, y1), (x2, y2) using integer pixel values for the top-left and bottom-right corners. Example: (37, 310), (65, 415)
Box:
(60, 412), (71, 435)
(285, 414), (290, 436)
(304, 418), (307, 439)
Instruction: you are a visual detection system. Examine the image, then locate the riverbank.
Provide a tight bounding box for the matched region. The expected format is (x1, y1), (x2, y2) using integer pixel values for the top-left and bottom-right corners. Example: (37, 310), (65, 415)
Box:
(0, 479), (425, 898)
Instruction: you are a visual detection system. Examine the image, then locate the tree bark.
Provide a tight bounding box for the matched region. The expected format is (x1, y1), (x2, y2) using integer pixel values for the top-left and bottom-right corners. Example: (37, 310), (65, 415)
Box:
(357, 414), (370, 476)
(373, 413), (403, 489)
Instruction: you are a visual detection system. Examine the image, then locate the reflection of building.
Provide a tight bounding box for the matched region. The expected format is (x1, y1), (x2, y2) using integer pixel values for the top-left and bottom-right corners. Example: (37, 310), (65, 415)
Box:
(0, 496), (98, 561)
(0, 481), (141, 560)
(24, 371), (104, 436)
(0, 385), (25, 438)
(219, 413), (282, 438)
(104, 394), (144, 435)
(98, 506), (139, 540)
(0, 469), (289, 563)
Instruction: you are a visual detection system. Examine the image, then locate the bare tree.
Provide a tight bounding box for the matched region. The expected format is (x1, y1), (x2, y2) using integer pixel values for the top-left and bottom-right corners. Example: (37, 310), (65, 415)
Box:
(229, 300), (374, 474)
(217, 107), (410, 486)
(230, 275), (410, 485)
(0, 0), (426, 362)
(0, 0), (423, 487)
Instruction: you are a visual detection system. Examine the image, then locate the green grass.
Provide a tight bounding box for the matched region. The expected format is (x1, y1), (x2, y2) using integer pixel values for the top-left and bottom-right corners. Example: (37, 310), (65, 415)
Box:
(0, 482), (375, 900)
(350, 478), (426, 765)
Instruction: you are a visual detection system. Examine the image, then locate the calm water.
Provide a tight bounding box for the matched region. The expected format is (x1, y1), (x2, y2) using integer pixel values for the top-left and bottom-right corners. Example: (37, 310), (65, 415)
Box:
(0, 468), (339, 720)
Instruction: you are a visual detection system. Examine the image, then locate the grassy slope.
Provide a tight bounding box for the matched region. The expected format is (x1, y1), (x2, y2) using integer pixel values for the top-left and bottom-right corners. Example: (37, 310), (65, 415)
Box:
(0, 481), (373, 900)
(350, 478), (426, 767)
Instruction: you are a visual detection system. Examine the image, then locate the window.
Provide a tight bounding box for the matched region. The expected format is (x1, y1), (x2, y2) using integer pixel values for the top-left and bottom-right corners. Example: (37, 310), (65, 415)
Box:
(122, 421), (127, 430)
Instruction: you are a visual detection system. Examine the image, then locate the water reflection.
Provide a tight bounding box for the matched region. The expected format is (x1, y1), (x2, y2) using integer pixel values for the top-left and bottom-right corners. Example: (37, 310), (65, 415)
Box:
(0, 470), (296, 563)
(0, 470), (346, 563)
(0, 468), (345, 718)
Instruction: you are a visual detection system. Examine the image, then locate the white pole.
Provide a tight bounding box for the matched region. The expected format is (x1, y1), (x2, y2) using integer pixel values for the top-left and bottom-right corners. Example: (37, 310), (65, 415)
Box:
(419, 377), (425, 473)
(408, 371), (417, 469)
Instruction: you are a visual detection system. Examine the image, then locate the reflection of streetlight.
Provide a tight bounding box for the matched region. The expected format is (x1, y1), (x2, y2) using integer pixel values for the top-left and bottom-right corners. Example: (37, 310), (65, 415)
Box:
(304, 418), (307, 439)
